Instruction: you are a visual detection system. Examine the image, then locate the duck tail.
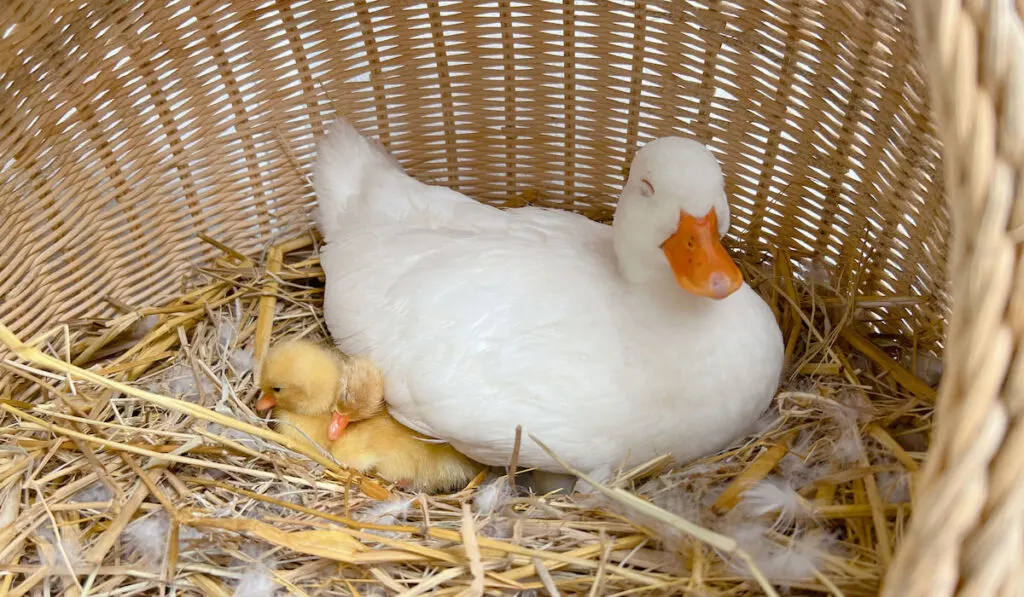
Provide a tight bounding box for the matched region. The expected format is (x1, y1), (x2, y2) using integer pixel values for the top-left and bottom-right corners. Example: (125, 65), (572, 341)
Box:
(313, 118), (402, 238)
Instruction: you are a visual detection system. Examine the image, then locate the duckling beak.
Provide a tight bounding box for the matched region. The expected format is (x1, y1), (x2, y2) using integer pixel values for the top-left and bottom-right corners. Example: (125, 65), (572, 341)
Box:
(255, 394), (276, 411)
(662, 209), (743, 300)
(328, 411), (350, 441)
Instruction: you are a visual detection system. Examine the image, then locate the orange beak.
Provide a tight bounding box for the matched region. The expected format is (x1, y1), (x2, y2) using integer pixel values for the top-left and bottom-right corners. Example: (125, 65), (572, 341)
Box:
(328, 411), (350, 441)
(255, 394), (276, 411)
(661, 209), (743, 300)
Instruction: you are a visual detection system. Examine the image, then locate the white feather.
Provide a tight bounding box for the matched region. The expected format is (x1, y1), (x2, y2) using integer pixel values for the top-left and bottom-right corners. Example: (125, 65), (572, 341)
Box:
(474, 477), (514, 515)
(678, 461), (726, 478)
(832, 391), (875, 423)
(69, 482), (112, 503)
(356, 498), (414, 538)
(230, 348), (255, 374)
(37, 522), (84, 574)
(833, 425), (863, 464)
(637, 476), (668, 497)
(233, 564), (278, 597)
(96, 315), (159, 357)
(158, 363), (216, 401)
(721, 520), (772, 550)
(359, 498), (414, 523)
(647, 485), (718, 528)
(878, 471), (911, 503)
(722, 522), (839, 585)
(748, 410), (783, 437)
(796, 257), (832, 289)
(905, 351), (943, 386)
(214, 401), (236, 418)
(219, 321), (237, 349)
(134, 314), (160, 337)
(741, 478), (812, 528)
(480, 519), (514, 539)
(759, 529), (838, 584)
(573, 464), (614, 495)
(123, 512), (170, 564)
(778, 432), (831, 488)
(219, 425), (260, 448)
(823, 392), (874, 464)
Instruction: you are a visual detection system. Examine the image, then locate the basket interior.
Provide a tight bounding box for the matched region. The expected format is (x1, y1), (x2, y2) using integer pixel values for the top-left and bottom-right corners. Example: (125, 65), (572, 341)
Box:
(0, 2), (966, 594)
(0, 0), (947, 345)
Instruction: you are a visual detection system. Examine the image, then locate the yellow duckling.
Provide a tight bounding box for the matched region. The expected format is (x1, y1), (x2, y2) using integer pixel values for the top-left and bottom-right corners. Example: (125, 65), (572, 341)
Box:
(256, 339), (484, 493)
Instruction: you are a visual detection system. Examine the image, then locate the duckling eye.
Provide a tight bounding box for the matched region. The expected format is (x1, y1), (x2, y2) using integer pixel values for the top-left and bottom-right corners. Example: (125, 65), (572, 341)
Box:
(640, 178), (654, 197)
(271, 387), (281, 393)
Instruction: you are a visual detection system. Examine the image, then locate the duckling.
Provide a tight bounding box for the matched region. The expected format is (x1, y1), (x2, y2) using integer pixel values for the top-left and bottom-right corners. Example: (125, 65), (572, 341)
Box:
(255, 339), (346, 454)
(256, 339), (484, 493)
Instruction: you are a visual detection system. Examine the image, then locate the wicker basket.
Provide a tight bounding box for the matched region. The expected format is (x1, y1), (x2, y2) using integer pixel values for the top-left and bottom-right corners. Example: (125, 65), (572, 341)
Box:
(0, 0), (1020, 595)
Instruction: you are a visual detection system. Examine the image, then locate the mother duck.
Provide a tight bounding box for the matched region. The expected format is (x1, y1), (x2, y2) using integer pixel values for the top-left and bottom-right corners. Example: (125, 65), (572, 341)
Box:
(314, 119), (784, 475)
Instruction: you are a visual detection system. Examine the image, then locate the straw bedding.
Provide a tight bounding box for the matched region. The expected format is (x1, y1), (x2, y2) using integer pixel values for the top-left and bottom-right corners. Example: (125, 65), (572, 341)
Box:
(0, 228), (939, 596)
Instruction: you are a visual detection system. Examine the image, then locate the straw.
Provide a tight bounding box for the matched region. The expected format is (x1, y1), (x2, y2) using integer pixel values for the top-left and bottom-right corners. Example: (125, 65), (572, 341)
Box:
(531, 435), (783, 597)
(711, 433), (794, 515)
(0, 233), (933, 595)
(0, 321), (389, 500)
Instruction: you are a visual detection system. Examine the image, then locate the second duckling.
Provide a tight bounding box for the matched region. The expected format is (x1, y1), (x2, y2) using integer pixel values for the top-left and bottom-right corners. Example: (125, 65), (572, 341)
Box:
(256, 339), (484, 493)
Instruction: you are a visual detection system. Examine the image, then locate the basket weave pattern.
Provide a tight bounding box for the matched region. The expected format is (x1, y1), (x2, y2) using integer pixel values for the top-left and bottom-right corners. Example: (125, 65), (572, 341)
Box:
(0, 0), (947, 345)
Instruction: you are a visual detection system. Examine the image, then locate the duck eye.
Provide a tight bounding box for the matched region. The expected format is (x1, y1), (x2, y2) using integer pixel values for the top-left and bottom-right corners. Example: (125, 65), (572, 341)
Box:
(640, 178), (654, 197)
(271, 387), (281, 393)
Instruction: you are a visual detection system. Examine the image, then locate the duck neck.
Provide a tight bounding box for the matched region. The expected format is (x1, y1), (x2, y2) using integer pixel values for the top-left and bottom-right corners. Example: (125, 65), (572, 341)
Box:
(612, 235), (674, 290)
(613, 238), (735, 312)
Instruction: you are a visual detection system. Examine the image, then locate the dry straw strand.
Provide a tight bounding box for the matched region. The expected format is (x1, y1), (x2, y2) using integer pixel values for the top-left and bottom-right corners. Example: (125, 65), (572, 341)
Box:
(531, 434), (782, 597)
(0, 322), (390, 500)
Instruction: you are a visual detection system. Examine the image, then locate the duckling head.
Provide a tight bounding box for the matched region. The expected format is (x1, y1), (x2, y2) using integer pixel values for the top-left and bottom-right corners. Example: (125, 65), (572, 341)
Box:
(256, 339), (342, 418)
(335, 355), (387, 424)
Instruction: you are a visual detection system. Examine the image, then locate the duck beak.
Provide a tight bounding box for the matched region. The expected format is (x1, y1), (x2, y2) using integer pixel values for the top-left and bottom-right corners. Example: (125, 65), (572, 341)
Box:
(662, 209), (743, 300)
(255, 394), (276, 411)
(328, 411), (350, 441)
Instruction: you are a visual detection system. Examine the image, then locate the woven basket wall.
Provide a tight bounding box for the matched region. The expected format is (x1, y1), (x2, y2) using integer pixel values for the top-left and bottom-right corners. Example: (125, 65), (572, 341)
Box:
(0, 0), (1021, 594)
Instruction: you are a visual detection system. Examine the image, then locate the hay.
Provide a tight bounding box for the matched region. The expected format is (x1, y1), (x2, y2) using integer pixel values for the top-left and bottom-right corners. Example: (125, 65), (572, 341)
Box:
(0, 231), (936, 596)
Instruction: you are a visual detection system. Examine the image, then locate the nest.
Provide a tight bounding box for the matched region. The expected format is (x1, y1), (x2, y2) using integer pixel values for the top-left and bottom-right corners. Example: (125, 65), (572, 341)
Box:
(0, 230), (940, 596)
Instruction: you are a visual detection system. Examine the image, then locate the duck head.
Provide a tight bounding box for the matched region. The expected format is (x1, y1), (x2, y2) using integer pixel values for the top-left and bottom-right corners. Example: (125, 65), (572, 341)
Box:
(613, 137), (743, 300)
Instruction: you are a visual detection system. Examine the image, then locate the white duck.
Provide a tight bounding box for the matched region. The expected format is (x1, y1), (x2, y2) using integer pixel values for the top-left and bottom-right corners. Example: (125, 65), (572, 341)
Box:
(314, 119), (784, 476)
